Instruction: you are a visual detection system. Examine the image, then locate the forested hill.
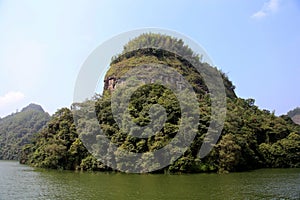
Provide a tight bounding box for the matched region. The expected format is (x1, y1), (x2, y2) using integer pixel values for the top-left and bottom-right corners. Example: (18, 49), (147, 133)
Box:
(0, 104), (50, 160)
(21, 33), (300, 173)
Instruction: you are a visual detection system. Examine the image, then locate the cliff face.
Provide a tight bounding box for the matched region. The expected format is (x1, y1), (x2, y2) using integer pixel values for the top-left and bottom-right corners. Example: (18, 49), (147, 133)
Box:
(104, 48), (236, 99)
(104, 76), (117, 91)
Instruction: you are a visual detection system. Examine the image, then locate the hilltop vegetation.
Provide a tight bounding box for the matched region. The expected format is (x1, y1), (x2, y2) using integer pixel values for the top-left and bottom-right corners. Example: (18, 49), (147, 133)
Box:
(20, 34), (300, 173)
(0, 104), (50, 160)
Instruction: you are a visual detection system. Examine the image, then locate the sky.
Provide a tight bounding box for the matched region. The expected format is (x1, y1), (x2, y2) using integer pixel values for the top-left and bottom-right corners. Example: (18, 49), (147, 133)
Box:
(0, 0), (299, 117)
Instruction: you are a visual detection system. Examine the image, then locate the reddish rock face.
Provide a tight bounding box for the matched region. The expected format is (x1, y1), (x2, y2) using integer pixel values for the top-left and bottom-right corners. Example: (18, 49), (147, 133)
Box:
(104, 76), (117, 91)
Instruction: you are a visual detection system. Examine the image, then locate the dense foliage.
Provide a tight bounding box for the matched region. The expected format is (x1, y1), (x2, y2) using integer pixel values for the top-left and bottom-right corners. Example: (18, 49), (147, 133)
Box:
(0, 104), (50, 160)
(20, 106), (111, 171)
(20, 34), (300, 173)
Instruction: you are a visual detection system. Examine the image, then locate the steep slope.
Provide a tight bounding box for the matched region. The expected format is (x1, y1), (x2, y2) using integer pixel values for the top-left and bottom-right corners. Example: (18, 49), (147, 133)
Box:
(0, 104), (50, 160)
(106, 33), (236, 99)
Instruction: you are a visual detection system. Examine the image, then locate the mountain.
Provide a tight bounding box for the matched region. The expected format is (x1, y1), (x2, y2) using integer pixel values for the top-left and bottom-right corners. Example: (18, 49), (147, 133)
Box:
(21, 34), (300, 173)
(288, 107), (300, 125)
(0, 103), (50, 160)
(21, 103), (45, 113)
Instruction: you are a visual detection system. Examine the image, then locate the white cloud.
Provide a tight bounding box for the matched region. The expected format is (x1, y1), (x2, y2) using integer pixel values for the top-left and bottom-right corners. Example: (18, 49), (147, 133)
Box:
(267, 0), (279, 12)
(252, 0), (280, 19)
(0, 91), (25, 106)
(0, 91), (25, 110)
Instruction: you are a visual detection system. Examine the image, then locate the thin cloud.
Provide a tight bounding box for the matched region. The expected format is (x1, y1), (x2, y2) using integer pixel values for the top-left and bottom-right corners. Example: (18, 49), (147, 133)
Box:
(0, 91), (25, 110)
(252, 0), (280, 19)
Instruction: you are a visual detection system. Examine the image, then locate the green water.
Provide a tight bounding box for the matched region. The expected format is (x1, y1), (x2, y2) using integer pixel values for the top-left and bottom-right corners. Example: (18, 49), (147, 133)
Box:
(0, 161), (299, 200)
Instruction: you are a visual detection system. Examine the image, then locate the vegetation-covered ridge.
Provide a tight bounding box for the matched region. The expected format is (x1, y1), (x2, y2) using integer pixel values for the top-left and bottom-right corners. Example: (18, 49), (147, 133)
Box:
(0, 104), (50, 160)
(20, 33), (300, 173)
(106, 33), (236, 99)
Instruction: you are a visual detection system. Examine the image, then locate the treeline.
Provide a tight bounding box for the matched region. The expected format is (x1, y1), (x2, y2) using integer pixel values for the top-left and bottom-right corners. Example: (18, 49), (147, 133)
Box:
(20, 33), (300, 173)
(20, 96), (300, 173)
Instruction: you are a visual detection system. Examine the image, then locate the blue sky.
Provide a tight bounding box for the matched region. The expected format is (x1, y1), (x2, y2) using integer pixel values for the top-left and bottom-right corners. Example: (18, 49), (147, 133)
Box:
(0, 0), (299, 117)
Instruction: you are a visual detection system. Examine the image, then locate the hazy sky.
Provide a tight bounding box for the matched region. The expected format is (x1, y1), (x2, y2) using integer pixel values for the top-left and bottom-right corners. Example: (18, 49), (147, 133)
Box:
(0, 0), (299, 117)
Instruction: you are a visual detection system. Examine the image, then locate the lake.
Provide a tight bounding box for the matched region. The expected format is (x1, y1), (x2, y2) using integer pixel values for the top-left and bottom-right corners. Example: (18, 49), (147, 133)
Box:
(0, 161), (299, 200)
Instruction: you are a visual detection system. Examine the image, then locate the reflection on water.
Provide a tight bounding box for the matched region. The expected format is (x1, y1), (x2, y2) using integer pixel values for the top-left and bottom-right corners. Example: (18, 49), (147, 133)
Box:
(0, 161), (299, 200)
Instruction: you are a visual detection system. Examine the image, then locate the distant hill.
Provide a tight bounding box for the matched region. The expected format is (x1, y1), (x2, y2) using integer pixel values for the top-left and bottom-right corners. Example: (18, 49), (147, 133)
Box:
(21, 103), (45, 112)
(0, 103), (50, 160)
(287, 107), (300, 125)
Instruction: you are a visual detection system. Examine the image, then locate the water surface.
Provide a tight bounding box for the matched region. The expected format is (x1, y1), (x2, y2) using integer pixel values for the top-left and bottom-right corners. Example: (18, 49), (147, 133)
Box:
(0, 161), (299, 199)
